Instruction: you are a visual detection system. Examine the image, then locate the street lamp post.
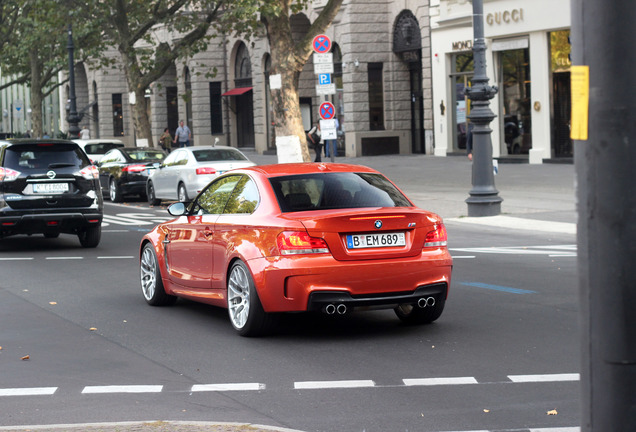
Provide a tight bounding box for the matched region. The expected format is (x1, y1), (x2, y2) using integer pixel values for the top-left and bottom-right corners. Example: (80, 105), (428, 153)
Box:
(464, 0), (502, 217)
(66, 24), (82, 139)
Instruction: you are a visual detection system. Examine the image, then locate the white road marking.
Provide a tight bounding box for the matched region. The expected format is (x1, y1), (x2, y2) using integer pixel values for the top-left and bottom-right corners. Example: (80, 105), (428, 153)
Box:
(447, 215), (576, 235)
(450, 255), (476, 259)
(45, 257), (83, 260)
(102, 215), (153, 225)
(97, 256), (135, 259)
(191, 383), (265, 392)
(450, 245), (576, 257)
(294, 380), (375, 390)
(0, 257), (34, 261)
(0, 387), (57, 396)
(508, 373), (580, 383)
(403, 377), (478, 386)
(82, 385), (163, 394)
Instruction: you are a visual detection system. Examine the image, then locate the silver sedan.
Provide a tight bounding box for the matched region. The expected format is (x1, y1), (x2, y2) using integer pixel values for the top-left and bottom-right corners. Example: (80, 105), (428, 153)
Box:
(146, 146), (256, 205)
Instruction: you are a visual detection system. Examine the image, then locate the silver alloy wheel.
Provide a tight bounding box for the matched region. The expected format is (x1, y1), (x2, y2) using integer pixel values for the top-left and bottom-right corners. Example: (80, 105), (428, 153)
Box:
(178, 184), (187, 202)
(228, 264), (250, 329)
(109, 179), (117, 201)
(140, 246), (157, 301)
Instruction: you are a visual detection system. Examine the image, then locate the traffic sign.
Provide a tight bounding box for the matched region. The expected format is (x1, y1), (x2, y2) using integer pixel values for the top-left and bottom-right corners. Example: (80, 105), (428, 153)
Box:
(312, 34), (331, 54)
(318, 74), (331, 85)
(319, 102), (336, 120)
(316, 83), (336, 96)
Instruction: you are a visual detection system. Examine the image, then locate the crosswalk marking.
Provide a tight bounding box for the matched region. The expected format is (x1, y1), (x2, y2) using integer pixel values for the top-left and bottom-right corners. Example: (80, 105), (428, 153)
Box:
(0, 387), (57, 396)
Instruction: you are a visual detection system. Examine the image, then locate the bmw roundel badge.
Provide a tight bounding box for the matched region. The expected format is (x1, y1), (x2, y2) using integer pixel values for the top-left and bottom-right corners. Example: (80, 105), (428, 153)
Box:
(374, 220), (383, 229)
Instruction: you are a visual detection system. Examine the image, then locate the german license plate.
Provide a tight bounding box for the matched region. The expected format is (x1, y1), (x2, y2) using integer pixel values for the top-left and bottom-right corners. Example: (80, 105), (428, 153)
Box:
(33, 183), (69, 194)
(346, 232), (406, 249)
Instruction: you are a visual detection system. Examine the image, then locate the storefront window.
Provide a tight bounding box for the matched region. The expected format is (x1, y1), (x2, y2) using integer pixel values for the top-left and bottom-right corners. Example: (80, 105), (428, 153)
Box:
(499, 47), (531, 155)
(450, 53), (473, 152)
(550, 30), (573, 158)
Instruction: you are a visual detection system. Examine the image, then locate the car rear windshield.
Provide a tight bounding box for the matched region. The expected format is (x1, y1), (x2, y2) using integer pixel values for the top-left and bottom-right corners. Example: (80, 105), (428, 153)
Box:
(193, 149), (247, 162)
(3, 143), (89, 171)
(85, 142), (124, 155)
(270, 172), (412, 212)
(127, 150), (166, 161)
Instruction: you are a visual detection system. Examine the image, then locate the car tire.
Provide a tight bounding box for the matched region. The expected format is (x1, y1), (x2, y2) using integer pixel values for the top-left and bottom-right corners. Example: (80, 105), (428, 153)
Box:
(394, 296), (445, 325)
(109, 178), (122, 203)
(140, 243), (177, 306)
(147, 181), (161, 206)
(227, 260), (273, 337)
(178, 183), (188, 203)
(78, 225), (101, 248)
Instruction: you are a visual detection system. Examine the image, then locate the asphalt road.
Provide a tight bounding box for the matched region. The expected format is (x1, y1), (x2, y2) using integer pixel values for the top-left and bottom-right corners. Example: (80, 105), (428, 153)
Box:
(0, 157), (580, 431)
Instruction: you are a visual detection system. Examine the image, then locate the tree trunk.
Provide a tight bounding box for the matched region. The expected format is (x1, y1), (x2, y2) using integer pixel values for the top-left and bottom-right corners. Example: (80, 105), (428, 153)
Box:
(29, 50), (43, 139)
(266, 8), (312, 162)
(121, 49), (154, 147)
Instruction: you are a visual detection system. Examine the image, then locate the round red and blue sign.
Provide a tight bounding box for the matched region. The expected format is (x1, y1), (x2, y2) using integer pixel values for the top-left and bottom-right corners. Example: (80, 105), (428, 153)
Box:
(312, 34), (332, 54)
(319, 102), (336, 120)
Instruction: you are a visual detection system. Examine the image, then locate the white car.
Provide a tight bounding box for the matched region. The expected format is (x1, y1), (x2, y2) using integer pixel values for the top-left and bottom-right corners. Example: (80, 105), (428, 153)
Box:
(72, 139), (125, 164)
(146, 146), (256, 205)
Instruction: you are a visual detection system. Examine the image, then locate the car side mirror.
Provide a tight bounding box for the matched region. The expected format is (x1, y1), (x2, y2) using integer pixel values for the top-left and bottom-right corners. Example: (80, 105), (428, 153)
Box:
(167, 202), (186, 216)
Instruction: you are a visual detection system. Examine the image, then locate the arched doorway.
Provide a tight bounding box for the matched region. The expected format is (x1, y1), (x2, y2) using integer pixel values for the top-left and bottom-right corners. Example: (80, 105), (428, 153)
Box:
(234, 43), (254, 147)
(393, 10), (425, 154)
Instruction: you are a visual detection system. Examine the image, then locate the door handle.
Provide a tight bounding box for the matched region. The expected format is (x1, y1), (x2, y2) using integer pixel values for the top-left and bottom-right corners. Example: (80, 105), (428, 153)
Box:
(203, 229), (213, 238)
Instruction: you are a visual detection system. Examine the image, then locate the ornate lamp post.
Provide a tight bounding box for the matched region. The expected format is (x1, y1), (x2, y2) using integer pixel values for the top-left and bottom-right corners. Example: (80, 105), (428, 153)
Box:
(66, 24), (82, 139)
(464, 0), (502, 216)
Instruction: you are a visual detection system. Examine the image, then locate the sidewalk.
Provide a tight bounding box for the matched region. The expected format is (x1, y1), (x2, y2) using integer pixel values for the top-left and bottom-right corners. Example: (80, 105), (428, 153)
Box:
(245, 150), (577, 234)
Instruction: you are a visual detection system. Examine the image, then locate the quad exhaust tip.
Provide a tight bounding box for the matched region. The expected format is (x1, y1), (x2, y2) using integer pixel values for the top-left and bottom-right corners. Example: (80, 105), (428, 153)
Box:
(324, 303), (348, 315)
(417, 296), (436, 308)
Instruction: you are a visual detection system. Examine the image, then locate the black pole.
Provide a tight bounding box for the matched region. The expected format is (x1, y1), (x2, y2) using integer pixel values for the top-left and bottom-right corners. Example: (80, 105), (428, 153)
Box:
(571, 0), (636, 430)
(66, 23), (81, 139)
(464, 0), (502, 217)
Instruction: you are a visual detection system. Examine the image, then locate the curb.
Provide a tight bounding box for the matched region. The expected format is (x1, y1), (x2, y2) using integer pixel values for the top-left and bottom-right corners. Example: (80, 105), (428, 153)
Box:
(0, 421), (305, 432)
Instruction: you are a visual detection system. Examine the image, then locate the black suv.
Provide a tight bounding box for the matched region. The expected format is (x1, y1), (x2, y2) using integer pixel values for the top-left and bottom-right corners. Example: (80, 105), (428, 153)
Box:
(0, 139), (103, 247)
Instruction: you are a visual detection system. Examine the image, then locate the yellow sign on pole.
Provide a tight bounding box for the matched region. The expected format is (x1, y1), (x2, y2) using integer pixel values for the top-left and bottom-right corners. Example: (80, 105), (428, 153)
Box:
(571, 65), (590, 141)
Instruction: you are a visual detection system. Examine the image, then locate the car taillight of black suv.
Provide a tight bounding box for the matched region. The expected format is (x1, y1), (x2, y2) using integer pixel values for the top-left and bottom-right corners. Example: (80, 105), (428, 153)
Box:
(0, 139), (103, 247)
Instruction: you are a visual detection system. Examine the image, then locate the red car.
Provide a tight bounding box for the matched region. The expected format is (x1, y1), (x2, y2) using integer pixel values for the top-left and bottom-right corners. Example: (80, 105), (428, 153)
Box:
(139, 163), (453, 336)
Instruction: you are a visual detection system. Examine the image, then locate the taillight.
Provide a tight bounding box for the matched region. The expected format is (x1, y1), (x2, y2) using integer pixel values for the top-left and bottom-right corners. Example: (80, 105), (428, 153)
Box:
(122, 164), (147, 173)
(424, 224), (447, 247)
(276, 231), (329, 255)
(196, 167), (216, 175)
(0, 167), (21, 182)
(79, 165), (99, 179)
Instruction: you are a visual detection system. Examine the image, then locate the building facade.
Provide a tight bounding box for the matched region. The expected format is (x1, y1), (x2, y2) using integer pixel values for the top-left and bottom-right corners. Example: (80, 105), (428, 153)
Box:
(65, 0), (434, 158)
(430, 0), (572, 164)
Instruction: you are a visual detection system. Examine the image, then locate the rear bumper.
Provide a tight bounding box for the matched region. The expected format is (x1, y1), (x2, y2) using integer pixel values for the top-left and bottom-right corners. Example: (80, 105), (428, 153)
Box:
(248, 249), (452, 313)
(0, 212), (102, 236)
(306, 283), (448, 312)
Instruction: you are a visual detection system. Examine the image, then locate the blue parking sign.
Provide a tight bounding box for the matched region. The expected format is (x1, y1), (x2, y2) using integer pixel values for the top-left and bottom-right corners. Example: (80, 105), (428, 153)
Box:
(318, 73), (331, 85)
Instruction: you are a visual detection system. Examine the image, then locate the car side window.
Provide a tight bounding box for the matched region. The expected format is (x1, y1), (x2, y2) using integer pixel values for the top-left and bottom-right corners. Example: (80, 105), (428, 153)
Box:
(175, 151), (189, 166)
(162, 151), (180, 167)
(100, 151), (119, 164)
(224, 175), (259, 214)
(192, 175), (241, 215)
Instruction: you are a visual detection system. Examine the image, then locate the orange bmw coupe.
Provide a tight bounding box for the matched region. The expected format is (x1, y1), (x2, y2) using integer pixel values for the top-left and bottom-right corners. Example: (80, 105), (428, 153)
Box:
(140, 163), (453, 336)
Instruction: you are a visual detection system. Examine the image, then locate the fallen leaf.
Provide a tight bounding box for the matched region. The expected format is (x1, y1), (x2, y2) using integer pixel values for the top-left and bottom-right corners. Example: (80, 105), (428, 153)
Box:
(21, 355), (30, 361)
(547, 409), (558, 416)
(89, 327), (97, 331)
(49, 302), (57, 305)
(0, 346), (3, 350)
(483, 409), (490, 413)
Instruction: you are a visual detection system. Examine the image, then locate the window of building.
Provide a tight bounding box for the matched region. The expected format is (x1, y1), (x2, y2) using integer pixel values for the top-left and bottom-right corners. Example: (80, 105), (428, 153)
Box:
(368, 63), (384, 130)
(209, 82), (223, 134)
(112, 94), (124, 136)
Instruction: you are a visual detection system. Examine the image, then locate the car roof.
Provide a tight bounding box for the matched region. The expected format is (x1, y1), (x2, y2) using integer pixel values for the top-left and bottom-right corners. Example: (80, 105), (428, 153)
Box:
(72, 139), (125, 145)
(243, 163), (381, 177)
(0, 138), (78, 145)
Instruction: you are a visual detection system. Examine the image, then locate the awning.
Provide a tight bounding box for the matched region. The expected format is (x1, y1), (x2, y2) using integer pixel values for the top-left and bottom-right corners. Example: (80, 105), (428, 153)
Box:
(222, 87), (253, 96)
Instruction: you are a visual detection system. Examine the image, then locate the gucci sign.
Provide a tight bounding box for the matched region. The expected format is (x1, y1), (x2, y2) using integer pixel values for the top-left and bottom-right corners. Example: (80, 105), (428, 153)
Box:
(486, 8), (524, 25)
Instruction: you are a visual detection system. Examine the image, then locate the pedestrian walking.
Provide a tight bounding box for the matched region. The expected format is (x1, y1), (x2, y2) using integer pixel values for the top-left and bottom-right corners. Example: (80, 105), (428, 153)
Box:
(307, 121), (323, 162)
(324, 117), (339, 159)
(80, 125), (90, 139)
(159, 127), (173, 152)
(173, 120), (191, 148)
